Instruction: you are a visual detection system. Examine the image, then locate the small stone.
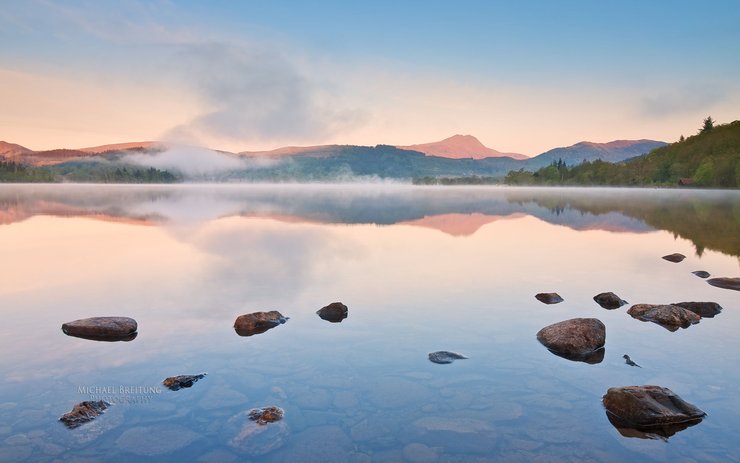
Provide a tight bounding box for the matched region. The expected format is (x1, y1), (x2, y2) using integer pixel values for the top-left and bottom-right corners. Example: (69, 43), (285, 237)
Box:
(692, 271), (710, 279)
(163, 373), (206, 391)
(535, 293), (564, 304)
(536, 318), (605, 363)
(707, 277), (740, 292)
(428, 351), (468, 364)
(248, 406), (284, 425)
(662, 253), (686, 263)
(316, 302), (348, 323)
(627, 304), (701, 331)
(62, 317), (137, 341)
(672, 301), (722, 318)
(233, 311), (288, 336)
(59, 401), (110, 429)
(593, 292), (627, 310)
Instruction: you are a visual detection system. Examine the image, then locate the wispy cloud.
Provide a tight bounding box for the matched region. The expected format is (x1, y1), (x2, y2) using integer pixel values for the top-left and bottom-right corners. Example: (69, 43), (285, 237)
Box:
(639, 84), (726, 117)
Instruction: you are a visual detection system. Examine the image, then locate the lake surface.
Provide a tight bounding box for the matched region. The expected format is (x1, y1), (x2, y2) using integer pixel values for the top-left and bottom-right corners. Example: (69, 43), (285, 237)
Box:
(0, 184), (738, 463)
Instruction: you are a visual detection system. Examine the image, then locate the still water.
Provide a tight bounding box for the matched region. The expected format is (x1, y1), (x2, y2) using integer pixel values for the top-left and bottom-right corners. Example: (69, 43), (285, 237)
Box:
(0, 184), (738, 462)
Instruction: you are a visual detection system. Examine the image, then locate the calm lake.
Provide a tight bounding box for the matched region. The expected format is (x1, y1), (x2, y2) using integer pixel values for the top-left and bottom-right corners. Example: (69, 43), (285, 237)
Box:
(0, 184), (738, 463)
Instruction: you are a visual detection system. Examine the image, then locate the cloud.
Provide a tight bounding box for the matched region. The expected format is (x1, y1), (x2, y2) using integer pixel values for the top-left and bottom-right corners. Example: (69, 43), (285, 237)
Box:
(639, 84), (726, 117)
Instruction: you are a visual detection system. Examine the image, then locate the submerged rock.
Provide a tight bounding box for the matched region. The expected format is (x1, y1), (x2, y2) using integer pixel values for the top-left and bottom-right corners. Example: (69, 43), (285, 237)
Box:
(316, 302), (348, 323)
(62, 317), (137, 341)
(234, 311), (288, 337)
(227, 409), (288, 456)
(627, 304), (700, 331)
(163, 373), (206, 391)
(692, 270), (711, 279)
(672, 301), (723, 318)
(59, 401), (110, 429)
(428, 351), (468, 364)
(249, 406), (284, 425)
(603, 386), (705, 439)
(593, 292), (627, 310)
(662, 253), (686, 263)
(707, 277), (740, 291)
(535, 293), (564, 305)
(536, 318), (605, 363)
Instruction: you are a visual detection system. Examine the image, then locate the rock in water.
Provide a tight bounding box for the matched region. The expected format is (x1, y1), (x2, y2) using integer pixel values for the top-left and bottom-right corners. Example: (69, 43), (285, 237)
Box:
(316, 302), (348, 323)
(234, 311), (288, 337)
(672, 301), (723, 318)
(535, 293), (564, 304)
(662, 253), (686, 263)
(602, 386), (705, 439)
(536, 318), (606, 363)
(627, 304), (700, 331)
(707, 277), (740, 291)
(692, 270), (710, 279)
(593, 292), (627, 310)
(227, 409), (288, 456)
(428, 351), (468, 364)
(249, 406), (284, 424)
(59, 401), (110, 429)
(62, 317), (137, 340)
(163, 374), (206, 391)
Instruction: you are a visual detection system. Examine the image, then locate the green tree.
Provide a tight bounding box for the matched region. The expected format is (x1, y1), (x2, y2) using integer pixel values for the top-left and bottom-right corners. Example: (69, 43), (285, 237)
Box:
(678, 134), (685, 142)
(700, 116), (715, 134)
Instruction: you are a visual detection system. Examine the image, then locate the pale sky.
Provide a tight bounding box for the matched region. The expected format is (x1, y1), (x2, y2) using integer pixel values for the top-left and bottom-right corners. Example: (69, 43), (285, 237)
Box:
(1, 0), (739, 156)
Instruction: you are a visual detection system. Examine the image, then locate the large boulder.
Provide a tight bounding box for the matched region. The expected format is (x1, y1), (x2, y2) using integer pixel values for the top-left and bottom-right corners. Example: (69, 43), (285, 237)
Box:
(593, 292), (627, 310)
(603, 386), (705, 439)
(536, 318), (605, 363)
(672, 301), (722, 318)
(627, 304), (700, 331)
(62, 317), (137, 341)
(707, 277), (740, 291)
(316, 302), (348, 323)
(59, 401), (110, 429)
(234, 311), (288, 337)
(535, 293), (563, 305)
(662, 253), (686, 263)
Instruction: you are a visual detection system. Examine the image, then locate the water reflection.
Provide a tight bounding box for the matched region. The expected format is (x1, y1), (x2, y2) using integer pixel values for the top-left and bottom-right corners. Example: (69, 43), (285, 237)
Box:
(605, 411), (704, 441)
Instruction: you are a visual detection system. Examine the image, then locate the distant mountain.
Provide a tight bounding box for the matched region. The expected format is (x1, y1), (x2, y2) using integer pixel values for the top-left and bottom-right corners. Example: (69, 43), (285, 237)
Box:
(79, 141), (156, 153)
(530, 139), (667, 167)
(0, 141), (33, 157)
(239, 145), (340, 157)
(397, 134), (528, 160)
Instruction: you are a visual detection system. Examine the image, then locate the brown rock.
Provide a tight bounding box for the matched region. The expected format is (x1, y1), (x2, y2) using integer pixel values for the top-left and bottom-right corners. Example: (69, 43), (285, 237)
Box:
(603, 386), (705, 439)
(234, 311), (287, 337)
(593, 292), (627, 310)
(662, 253), (686, 263)
(59, 401), (110, 429)
(707, 277), (740, 291)
(248, 406), (284, 425)
(535, 293), (563, 304)
(163, 373), (206, 391)
(316, 302), (348, 323)
(672, 301), (722, 318)
(536, 318), (605, 363)
(627, 304), (700, 331)
(62, 317), (137, 340)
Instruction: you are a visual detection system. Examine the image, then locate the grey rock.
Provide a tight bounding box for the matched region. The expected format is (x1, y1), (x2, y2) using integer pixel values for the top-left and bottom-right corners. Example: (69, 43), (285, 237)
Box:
(317, 302), (349, 323)
(59, 401), (109, 429)
(662, 253), (686, 263)
(593, 292), (627, 310)
(707, 277), (740, 291)
(692, 270), (711, 279)
(163, 373), (206, 391)
(672, 301), (722, 318)
(428, 351), (468, 364)
(627, 304), (701, 331)
(535, 293), (563, 304)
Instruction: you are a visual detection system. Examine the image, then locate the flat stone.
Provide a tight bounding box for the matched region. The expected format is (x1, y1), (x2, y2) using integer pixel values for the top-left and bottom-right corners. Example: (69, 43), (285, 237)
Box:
(428, 351), (468, 364)
(62, 317), (137, 340)
(536, 318), (605, 363)
(707, 277), (740, 291)
(116, 425), (200, 456)
(672, 301), (722, 318)
(535, 293), (563, 305)
(59, 401), (110, 429)
(163, 373), (206, 391)
(603, 385), (705, 439)
(662, 253), (686, 263)
(316, 302), (348, 323)
(692, 270), (711, 279)
(233, 311), (288, 336)
(593, 292), (627, 310)
(627, 304), (701, 331)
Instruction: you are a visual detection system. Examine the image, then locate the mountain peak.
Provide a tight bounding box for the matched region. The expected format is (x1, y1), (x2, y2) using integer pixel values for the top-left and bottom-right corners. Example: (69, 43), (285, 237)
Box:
(398, 135), (528, 160)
